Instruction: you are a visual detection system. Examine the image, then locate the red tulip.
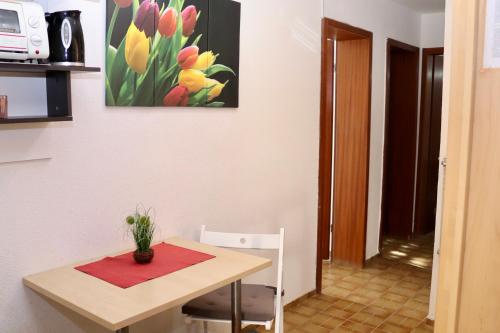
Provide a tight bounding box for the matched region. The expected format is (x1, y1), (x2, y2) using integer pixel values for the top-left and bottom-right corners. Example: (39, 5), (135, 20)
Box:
(177, 46), (199, 69)
(135, 0), (160, 38)
(163, 86), (189, 106)
(181, 5), (197, 37)
(114, 0), (132, 8)
(158, 7), (177, 38)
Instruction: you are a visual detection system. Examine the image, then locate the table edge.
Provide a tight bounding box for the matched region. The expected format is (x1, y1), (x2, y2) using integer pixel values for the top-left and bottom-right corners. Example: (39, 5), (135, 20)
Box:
(22, 238), (273, 331)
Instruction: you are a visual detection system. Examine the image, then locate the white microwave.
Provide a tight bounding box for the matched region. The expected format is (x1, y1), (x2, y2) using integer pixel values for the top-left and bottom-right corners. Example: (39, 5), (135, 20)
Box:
(0, 1), (49, 61)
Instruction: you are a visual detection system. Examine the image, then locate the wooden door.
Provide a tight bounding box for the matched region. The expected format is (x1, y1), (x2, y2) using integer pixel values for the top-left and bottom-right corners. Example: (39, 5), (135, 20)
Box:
(436, 0), (500, 331)
(332, 38), (371, 266)
(454, 0), (500, 330)
(381, 41), (420, 239)
(415, 49), (444, 236)
(317, 19), (372, 290)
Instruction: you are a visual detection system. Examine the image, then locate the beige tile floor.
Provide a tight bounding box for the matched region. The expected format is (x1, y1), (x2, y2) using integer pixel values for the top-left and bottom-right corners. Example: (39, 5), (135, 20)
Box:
(246, 239), (434, 332)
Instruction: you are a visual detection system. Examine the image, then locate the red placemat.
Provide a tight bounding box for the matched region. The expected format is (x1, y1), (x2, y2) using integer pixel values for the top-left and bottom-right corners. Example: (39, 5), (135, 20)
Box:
(75, 243), (215, 288)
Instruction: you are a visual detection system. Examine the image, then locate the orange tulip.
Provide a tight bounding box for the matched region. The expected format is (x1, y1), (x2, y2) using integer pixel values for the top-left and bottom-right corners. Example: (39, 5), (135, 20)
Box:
(177, 46), (199, 69)
(158, 7), (177, 38)
(163, 86), (189, 106)
(181, 5), (197, 37)
(114, 0), (132, 8)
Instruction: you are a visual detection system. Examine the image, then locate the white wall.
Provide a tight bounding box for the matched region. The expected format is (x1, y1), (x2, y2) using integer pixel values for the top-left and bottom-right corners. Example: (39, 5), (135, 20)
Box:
(323, 0), (421, 259)
(421, 12), (446, 48)
(0, 0), (322, 332)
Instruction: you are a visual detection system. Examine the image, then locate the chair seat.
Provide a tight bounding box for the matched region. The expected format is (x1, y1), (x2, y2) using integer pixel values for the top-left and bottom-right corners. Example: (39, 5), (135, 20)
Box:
(182, 284), (275, 322)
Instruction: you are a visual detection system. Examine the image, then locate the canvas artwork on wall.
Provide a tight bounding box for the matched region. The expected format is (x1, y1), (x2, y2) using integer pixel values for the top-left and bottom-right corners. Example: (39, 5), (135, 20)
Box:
(105, 0), (240, 108)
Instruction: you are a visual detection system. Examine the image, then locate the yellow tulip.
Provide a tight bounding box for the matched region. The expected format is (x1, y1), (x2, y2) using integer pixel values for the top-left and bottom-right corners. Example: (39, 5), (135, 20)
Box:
(192, 51), (216, 71)
(125, 23), (150, 74)
(205, 78), (225, 101)
(178, 69), (206, 93)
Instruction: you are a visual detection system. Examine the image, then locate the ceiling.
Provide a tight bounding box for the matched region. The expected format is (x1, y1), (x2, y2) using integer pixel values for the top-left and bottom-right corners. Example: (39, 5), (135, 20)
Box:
(390, 0), (446, 13)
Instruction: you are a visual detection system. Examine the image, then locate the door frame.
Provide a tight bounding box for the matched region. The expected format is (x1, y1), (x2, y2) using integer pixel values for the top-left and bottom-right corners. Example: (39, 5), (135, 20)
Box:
(317, 18), (372, 293)
(379, 38), (420, 249)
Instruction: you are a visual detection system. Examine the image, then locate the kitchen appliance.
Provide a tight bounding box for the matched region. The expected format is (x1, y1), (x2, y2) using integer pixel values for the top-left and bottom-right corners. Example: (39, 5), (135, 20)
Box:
(46, 10), (85, 66)
(0, 1), (49, 61)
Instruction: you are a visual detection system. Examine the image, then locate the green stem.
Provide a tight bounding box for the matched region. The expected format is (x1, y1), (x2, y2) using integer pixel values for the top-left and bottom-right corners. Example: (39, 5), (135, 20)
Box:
(106, 5), (120, 53)
(105, 77), (116, 106)
(134, 72), (137, 95)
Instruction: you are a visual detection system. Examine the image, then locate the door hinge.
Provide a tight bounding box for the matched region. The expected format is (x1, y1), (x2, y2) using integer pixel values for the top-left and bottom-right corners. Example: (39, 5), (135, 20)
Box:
(440, 157), (447, 167)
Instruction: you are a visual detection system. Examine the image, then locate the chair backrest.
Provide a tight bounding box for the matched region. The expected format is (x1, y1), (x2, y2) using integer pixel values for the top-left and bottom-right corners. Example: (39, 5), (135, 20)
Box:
(200, 225), (285, 332)
(201, 225), (282, 250)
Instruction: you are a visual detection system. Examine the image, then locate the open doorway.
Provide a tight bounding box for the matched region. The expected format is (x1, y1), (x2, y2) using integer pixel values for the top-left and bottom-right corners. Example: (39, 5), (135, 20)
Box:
(379, 41), (444, 273)
(380, 39), (420, 242)
(415, 48), (445, 237)
(316, 18), (372, 292)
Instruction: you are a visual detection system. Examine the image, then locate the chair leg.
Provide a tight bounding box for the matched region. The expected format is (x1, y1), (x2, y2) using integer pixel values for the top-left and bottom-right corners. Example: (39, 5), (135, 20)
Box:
(203, 321), (208, 333)
(279, 306), (284, 333)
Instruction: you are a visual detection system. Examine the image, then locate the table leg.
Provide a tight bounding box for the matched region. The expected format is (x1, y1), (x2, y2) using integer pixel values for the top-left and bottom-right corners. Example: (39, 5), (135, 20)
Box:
(231, 280), (242, 333)
(116, 327), (129, 333)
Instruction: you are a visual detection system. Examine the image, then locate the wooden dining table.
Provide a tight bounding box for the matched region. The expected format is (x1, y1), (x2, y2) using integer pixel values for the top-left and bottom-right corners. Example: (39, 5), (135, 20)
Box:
(23, 237), (272, 333)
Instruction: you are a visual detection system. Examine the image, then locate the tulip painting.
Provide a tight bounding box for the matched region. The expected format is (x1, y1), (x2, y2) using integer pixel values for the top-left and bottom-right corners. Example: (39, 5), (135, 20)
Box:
(106, 0), (240, 107)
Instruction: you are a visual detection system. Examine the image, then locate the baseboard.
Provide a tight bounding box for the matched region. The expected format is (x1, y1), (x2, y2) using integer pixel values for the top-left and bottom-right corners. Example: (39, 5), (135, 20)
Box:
(365, 254), (382, 265)
(284, 290), (317, 310)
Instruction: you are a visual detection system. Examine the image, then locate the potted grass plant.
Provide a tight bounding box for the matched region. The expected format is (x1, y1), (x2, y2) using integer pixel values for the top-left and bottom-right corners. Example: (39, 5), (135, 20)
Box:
(126, 207), (156, 264)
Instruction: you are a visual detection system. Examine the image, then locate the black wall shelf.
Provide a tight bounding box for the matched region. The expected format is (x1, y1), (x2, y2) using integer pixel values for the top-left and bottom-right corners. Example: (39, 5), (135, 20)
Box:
(0, 63), (100, 73)
(0, 63), (100, 125)
(0, 115), (73, 124)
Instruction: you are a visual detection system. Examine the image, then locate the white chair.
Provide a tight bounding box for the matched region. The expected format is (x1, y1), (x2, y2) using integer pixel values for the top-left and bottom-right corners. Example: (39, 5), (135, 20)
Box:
(182, 225), (285, 333)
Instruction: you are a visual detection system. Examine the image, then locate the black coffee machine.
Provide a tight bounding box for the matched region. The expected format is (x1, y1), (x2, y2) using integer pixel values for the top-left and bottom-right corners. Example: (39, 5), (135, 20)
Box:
(46, 11), (85, 66)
